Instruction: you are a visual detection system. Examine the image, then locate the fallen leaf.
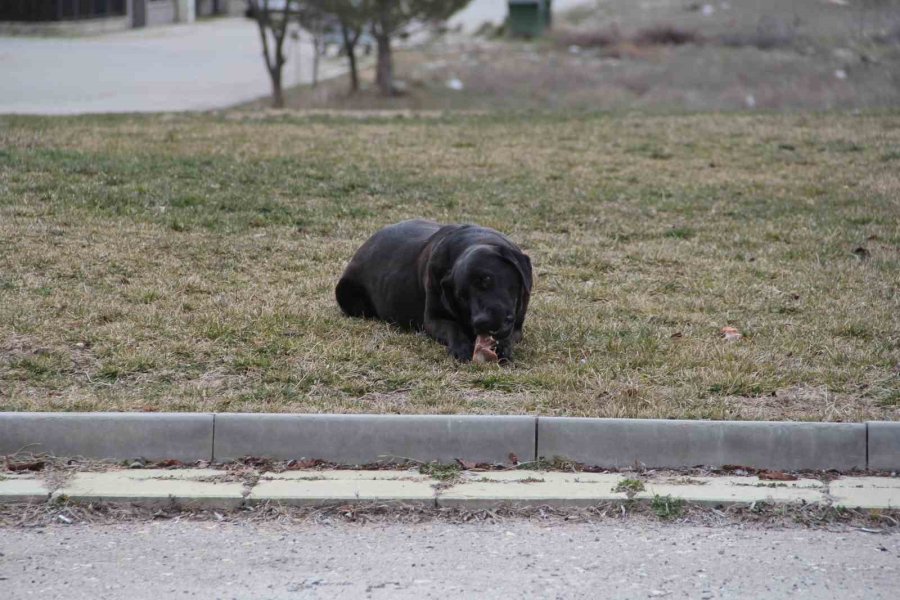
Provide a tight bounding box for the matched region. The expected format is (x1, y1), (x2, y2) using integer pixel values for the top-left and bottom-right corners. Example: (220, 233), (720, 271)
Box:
(455, 458), (477, 470)
(240, 456), (274, 469)
(670, 332), (683, 339)
(5, 460), (46, 472)
(853, 246), (870, 259)
(759, 470), (798, 481)
(721, 326), (742, 341)
(721, 464), (759, 474)
(154, 459), (184, 468)
(579, 464), (606, 473)
(285, 458), (320, 470)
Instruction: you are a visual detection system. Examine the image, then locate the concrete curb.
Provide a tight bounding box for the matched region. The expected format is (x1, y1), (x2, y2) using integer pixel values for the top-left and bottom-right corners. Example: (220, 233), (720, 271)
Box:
(537, 418), (868, 471)
(213, 413), (536, 465)
(868, 422), (900, 471)
(0, 412), (213, 462)
(0, 413), (897, 471)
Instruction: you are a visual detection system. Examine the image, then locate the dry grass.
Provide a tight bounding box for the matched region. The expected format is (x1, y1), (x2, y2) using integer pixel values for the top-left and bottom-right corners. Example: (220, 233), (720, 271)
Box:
(252, 35), (900, 113)
(2, 498), (898, 531)
(1, 111), (899, 420)
(249, 0), (900, 113)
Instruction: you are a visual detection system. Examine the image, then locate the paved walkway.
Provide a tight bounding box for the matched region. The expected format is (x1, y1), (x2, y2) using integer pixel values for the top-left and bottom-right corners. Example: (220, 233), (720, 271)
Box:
(0, 17), (342, 114)
(2, 520), (897, 599)
(3, 468), (899, 509)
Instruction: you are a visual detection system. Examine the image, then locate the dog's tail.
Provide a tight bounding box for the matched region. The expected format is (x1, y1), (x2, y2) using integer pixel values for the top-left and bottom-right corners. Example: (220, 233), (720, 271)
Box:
(335, 276), (376, 319)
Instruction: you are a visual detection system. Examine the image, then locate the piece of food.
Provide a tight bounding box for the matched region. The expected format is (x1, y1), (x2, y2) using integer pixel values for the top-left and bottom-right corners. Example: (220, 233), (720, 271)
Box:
(721, 326), (742, 341)
(472, 335), (498, 363)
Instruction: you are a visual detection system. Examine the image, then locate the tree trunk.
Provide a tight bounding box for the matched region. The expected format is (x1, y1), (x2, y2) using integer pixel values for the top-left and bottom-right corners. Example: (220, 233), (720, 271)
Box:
(252, 3), (288, 109)
(375, 33), (393, 96)
(346, 44), (359, 93)
(341, 24), (359, 93)
(270, 67), (285, 108)
(312, 37), (320, 88)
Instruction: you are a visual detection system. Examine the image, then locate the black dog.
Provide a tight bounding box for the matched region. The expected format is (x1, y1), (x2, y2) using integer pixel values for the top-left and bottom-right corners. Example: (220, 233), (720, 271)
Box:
(336, 220), (533, 362)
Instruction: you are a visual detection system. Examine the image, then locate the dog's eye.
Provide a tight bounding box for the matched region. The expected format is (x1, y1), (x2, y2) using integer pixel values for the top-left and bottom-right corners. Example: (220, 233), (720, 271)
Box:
(477, 275), (492, 289)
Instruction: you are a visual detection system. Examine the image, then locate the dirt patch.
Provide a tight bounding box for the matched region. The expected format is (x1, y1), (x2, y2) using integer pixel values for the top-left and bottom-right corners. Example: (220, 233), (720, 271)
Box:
(2, 497), (897, 532)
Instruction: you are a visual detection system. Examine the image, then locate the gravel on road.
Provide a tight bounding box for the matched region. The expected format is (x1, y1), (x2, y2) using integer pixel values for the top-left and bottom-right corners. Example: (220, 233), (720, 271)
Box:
(1, 520), (897, 599)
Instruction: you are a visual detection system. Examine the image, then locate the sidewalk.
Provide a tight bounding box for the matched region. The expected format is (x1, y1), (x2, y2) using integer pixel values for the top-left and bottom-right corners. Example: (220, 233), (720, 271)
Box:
(4, 467), (898, 509)
(0, 17), (343, 114)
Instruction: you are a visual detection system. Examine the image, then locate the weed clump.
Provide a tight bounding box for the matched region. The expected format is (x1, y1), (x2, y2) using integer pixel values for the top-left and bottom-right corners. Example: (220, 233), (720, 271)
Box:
(651, 495), (685, 520)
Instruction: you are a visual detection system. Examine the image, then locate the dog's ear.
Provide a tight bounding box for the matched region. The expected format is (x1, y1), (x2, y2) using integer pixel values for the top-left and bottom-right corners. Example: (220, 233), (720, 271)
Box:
(498, 246), (533, 293)
(498, 246), (533, 323)
(426, 235), (461, 319)
(439, 273), (459, 318)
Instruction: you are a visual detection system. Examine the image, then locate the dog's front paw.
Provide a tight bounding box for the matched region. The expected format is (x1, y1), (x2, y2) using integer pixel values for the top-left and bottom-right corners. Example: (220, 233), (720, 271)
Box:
(449, 341), (474, 362)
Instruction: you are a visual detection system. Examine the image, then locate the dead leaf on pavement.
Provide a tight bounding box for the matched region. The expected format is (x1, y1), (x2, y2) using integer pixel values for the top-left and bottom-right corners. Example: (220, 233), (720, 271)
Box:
(721, 464), (759, 474)
(5, 460), (46, 472)
(285, 459), (321, 470)
(759, 470), (798, 481)
(455, 458), (477, 470)
(239, 456), (274, 470)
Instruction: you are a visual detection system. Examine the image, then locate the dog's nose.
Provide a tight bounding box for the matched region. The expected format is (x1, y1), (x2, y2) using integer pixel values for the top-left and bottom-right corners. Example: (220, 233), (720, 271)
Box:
(472, 315), (493, 334)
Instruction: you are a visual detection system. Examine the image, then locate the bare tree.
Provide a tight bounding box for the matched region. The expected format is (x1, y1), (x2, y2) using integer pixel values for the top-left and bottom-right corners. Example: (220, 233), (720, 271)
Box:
(370, 0), (470, 96)
(341, 20), (364, 92)
(296, 0), (371, 94)
(293, 1), (330, 88)
(247, 0), (293, 108)
(248, 0), (467, 102)
(332, 0), (372, 93)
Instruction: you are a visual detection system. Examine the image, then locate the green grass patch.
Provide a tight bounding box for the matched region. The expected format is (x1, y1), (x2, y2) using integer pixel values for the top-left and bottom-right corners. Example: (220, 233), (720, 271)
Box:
(651, 494), (686, 520)
(614, 478), (646, 497)
(0, 112), (898, 420)
(419, 463), (462, 481)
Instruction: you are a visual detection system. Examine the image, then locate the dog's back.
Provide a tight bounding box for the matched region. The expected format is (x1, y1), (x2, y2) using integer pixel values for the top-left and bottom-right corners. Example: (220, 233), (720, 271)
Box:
(336, 220), (441, 328)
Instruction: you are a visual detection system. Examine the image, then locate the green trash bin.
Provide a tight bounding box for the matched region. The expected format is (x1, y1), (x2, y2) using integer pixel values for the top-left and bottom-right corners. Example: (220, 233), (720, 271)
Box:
(507, 0), (552, 38)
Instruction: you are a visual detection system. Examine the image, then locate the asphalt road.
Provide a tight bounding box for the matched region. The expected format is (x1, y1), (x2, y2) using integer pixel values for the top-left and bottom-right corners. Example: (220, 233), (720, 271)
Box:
(2, 520), (897, 599)
(0, 18), (339, 114)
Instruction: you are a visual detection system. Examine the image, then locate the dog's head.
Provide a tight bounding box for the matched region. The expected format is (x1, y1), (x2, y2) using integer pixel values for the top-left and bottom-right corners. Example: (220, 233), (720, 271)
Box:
(441, 244), (532, 338)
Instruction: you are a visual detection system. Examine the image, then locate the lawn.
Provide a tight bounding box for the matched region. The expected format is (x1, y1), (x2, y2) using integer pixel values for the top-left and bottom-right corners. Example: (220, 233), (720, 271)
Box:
(0, 111), (898, 421)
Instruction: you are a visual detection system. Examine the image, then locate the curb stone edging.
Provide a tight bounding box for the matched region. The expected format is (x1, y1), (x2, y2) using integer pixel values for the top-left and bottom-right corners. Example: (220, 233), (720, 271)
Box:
(212, 413), (537, 465)
(867, 422), (900, 471)
(537, 418), (868, 471)
(0, 412), (214, 462)
(0, 413), (897, 471)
